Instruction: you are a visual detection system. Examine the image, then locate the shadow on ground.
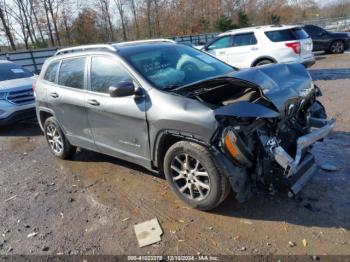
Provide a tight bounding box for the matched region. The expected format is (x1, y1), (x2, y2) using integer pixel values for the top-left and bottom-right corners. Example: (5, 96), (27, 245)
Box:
(309, 68), (350, 81)
(0, 119), (42, 137)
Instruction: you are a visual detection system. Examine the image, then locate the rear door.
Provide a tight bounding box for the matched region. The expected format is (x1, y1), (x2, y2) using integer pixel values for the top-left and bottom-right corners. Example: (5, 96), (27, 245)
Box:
(85, 55), (150, 166)
(204, 35), (233, 63)
(47, 56), (95, 150)
(225, 32), (260, 68)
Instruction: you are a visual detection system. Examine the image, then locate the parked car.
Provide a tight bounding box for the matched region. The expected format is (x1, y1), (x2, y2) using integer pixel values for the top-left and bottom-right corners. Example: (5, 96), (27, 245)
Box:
(35, 40), (334, 210)
(303, 24), (350, 53)
(0, 61), (36, 126)
(201, 25), (315, 68)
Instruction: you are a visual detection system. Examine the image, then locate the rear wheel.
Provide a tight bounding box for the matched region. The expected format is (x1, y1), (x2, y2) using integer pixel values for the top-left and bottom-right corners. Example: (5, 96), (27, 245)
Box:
(254, 59), (274, 67)
(329, 40), (345, 54)
(163, 141), (230, 210)
(44, 117), (76, 159)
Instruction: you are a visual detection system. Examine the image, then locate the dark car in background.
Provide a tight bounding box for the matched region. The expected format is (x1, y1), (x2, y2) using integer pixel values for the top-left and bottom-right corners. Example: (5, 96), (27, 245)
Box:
(303, 24), (350, 53)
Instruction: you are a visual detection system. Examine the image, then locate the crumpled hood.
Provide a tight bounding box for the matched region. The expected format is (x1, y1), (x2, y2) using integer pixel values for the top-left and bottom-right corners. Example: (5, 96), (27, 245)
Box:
(230, 63), (313, 111)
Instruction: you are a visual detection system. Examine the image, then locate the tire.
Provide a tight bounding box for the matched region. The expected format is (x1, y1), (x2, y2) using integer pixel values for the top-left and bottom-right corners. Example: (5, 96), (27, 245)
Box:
(254, 59), (273, 67)
(44, 116), (76, 159)
(163, 141), (230, 211)
(329, 40), (345, 54)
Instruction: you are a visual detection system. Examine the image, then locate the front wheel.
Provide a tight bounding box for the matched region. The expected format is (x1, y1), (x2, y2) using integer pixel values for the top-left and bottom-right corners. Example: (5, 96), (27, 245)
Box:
(163, 141), (230, 210)
(44, 116), (76, 159)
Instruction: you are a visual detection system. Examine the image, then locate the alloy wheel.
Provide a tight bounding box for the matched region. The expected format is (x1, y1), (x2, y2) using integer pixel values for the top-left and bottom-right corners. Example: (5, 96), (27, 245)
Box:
(170, 153), (211, 201)
(46, 123), (63, 154)
(331, 41), (344, 53)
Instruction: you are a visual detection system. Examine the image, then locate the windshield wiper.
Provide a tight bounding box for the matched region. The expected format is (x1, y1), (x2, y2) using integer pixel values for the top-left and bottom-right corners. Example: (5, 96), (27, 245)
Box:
(162, 84), (181, 90)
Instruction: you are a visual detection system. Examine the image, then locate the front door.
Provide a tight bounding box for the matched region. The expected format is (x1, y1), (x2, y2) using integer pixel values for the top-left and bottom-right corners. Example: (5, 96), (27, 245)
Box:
(205, 35), (233, 64)
(85, 55), (150, 166)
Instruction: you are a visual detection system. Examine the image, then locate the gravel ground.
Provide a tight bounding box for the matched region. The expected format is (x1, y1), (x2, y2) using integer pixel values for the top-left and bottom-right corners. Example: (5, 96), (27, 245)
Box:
(0, 54), (349, 256)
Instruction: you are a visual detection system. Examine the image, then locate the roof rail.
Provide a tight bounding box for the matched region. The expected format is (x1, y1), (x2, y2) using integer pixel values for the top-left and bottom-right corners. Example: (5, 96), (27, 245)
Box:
(113, 38), (176, 47)
(55, 44), (116, 56)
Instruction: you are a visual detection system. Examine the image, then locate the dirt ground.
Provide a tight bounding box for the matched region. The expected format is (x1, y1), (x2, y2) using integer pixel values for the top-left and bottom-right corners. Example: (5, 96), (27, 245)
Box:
(0, 54), (349, 256)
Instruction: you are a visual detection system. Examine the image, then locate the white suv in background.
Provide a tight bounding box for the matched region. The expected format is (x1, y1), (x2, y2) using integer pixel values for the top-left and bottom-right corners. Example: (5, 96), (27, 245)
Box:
(202, 25), (315, 69)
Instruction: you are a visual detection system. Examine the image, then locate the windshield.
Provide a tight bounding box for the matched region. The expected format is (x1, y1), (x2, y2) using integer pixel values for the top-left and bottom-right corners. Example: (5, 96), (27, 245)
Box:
(119, 44), (235, 90)
(0, 63), (33, 81)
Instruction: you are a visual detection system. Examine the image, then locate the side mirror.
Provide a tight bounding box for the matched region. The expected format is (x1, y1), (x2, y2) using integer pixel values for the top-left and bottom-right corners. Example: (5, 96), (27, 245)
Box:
(320, 31), (327, 37)
(109, 81), (135, 97)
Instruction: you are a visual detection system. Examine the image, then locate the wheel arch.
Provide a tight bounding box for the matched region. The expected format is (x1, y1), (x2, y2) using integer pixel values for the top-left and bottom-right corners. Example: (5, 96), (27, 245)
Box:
(251, 56), (277, 67)
(38, 107), (55, 131)
(152, 129), (208, 172)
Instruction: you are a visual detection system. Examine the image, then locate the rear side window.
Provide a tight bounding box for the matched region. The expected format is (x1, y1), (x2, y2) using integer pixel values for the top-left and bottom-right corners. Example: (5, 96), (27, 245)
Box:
(207, 36), (233, 50)
(58, 57), (86, 89)
(90, 56), (133, 94)
(43, 61), (59, 83)
(265, 28), (309, 42)
(304, 25), (325, 36)
(233, 33), (257, 46)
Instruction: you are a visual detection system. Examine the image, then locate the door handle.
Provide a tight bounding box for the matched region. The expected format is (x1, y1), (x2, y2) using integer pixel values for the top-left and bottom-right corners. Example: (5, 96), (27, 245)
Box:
(251, 47), (259, 51)
(50, 92), (59, 98)
(218, 51), (226, 55)
(87, 99), (100, 106)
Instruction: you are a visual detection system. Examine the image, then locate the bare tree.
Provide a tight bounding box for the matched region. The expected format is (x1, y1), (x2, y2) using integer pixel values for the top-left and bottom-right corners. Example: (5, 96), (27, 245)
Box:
(114, 0), (127, 40)
(46, 0), (61, 45)
(129, 0), (139, 38)
(42, 0), (55, 46)
(0, 5), (16, 50)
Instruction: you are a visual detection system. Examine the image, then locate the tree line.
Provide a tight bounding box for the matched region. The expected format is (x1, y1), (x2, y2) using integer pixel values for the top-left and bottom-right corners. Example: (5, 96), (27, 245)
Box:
(0, 0), (349, 51)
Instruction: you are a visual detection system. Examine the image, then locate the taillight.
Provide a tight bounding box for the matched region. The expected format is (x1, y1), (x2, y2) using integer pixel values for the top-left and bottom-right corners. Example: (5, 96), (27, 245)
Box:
(285, 42), (301, 54)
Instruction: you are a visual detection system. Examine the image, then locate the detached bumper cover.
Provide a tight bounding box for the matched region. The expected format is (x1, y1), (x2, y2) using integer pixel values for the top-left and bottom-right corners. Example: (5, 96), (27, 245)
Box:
(273, 117), (336, 178)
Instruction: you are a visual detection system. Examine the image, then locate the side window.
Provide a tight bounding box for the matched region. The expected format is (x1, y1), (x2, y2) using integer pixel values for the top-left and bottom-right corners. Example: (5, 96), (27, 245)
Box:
(232, 33), (257, 46)
(58, 57), (86, 89)
(43, 61), (59, 83)
(307, 25), (324, 36)
(90, 56), (133, 94)
(207, 36), (233, 50)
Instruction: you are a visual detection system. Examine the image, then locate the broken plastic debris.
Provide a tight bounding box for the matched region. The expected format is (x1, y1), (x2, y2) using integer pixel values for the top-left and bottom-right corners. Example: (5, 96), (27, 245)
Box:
(320, 163), (338, 172)
(134, 218), (163, 247)
(27, 232), (38, 238)
(122, 217), (130, 222)
(302, 239), (308, 247)
(288, 241), (296, 247)
(5, 195), (17, 202)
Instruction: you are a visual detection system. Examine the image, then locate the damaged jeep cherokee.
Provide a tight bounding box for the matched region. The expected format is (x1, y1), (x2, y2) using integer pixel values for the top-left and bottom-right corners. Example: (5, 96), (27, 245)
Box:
(35, 40), (335, 210)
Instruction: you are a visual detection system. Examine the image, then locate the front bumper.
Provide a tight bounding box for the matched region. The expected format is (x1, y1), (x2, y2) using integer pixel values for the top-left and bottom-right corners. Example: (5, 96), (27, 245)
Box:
(272, 117), (335, 194)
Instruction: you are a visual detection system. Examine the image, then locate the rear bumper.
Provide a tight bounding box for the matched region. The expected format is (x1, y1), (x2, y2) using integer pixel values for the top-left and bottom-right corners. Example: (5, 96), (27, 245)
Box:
(302, 58), (316, 68)
(0, 108), (36, 126)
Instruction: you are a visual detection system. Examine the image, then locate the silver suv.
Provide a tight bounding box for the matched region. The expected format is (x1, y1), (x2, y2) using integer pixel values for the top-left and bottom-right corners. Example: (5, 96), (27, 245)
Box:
(35, 40), (334, 210)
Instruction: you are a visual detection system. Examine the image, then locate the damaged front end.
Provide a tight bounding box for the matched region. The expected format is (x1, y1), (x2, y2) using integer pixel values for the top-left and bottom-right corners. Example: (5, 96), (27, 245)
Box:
(174, 63), (335, 201)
